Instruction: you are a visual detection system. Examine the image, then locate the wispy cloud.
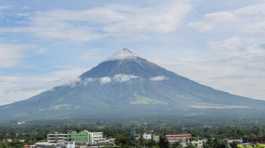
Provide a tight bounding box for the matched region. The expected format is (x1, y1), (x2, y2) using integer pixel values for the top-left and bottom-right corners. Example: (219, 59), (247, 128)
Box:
(190, 2), (265, 35)
(180, 1), (265, 100)
(0, 5), (12, 11)
(0, 66), (85, 105)
(0, 44), (27, 68)
(145, 34), (265, 100)
(0, 0), (191, 42)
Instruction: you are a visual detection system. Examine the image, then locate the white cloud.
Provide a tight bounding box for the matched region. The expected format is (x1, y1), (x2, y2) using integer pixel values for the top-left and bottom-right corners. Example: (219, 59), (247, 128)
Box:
(99, 77), (112, 84)
(0, 44), (26, 68)
(183, 1), (265, 100)
(142, 29), (265, 100)
(154, 55), (265, 101)
(207, 37), (265, 83)
(80, 50), (108, 62)
(0, 6), (12, 11)
(190, 2), (265, 35)
(208, 37), (265, 57)
(0, 0), (191, 42)
(0, 67), (85, 105)
(113, 74), (138, 82)
(104, 0), (191, 34)
(150, 76), (168, 81)
(191, 103), (250, 109)
(190, 12), (238, 32)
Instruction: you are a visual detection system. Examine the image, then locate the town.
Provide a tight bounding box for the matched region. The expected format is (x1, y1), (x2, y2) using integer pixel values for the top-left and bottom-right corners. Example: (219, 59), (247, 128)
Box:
(22, 131), (206, 148)
(24, 131), (265, 148)
(1, 123), (265, 148)
(25, 131), (201, 148)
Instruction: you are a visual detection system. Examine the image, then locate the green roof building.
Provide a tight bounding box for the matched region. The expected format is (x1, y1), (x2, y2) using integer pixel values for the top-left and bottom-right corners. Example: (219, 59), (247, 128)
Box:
(69, 130), (91, 144)
(69, 130), (104, 145)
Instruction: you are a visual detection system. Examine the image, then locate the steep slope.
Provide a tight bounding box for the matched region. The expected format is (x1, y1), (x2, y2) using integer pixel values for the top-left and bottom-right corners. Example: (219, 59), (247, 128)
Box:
(0, 48), (264, 121)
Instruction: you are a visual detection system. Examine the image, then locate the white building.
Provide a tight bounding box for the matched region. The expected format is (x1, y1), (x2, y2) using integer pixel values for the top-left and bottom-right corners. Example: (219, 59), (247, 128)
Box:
(66, 141), (75, 148)
(47, 132), (70, 143)
(191, 139), (207, 148)
(226, 138), (243, 144)
(90, 132), (104, 145)
(32, 142), (63, 148)
(142, 133), (152, 140)
(31, 141), (75, 148)
(153, 135), (160, 143)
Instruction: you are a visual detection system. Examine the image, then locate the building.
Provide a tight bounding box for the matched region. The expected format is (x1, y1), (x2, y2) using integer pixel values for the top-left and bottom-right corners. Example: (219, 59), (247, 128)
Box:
(66, 142), (75, 148)
(166, 133), (192, 147)
(243, 137), (265, 143)
(191, 139), (207, 148)
(32, 130), (114, 147)
(90, 132), (104, 144)
(225, 138), (243, 144)
(47, 132), (70, 143)
(30, 141), (75, 148)
(69, 131), (90, 144)
(23, 144), (31, 148)
(69, 130), (109, 145)
(153, 135), (160, 143)
(6, 138), (13, 143)
(142, 133), (152, 140)
(32, 142), (63, 148)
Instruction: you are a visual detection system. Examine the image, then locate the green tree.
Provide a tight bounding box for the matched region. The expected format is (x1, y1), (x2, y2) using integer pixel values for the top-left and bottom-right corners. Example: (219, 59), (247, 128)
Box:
(159, 136), (169, 148)
(186, 144), (196, 148)
(171, 142), (183, 148)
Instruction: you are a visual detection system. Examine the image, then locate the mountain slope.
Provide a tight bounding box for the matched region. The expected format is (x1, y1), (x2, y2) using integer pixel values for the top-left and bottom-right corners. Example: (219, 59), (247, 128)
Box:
(0, 48), (264, 121)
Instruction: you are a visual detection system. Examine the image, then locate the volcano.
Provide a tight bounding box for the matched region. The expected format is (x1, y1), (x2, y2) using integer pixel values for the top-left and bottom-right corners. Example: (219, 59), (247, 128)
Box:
(0, 48), (264, 121)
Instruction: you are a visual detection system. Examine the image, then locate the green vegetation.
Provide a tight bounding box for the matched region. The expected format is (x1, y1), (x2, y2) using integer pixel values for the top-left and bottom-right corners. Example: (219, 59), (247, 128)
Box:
(237, 144), (265, 148)
(0, 142), (23, 148)
(130, 95), (167, 105)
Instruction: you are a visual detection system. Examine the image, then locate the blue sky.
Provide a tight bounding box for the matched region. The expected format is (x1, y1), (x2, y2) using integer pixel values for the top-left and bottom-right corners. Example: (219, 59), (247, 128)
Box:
(0, 0), (265, 105)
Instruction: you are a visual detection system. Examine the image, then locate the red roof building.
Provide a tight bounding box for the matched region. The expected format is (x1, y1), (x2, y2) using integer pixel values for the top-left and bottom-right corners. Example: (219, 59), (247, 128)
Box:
(165, 133), (192, 144)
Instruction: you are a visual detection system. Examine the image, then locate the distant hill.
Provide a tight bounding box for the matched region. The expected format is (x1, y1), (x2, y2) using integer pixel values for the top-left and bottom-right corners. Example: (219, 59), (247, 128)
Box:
(0, 48), (264, 121)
